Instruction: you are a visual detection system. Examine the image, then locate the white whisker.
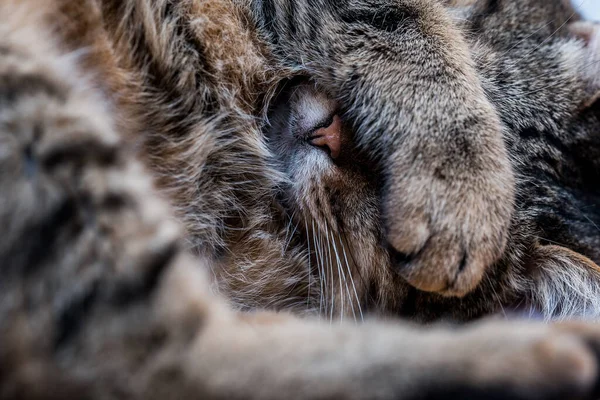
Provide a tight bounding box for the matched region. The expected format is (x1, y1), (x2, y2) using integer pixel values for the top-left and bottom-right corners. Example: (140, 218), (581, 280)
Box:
(305, 219), (312, 310)
(340, 238), (364, 322)
(283, 211), (299, 254)
(324, 223), (335, 323)
(330, 230), (356, 323)
(312, 219), (324, 318)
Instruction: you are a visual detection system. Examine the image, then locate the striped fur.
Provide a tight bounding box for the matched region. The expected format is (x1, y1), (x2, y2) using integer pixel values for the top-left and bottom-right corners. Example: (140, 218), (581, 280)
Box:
(2, 0), (600, 398)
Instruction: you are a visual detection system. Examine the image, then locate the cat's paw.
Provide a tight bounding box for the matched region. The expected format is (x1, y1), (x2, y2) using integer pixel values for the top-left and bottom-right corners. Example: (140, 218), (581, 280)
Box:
(384, 120), (514, 297)
(440, 320), (600, 400)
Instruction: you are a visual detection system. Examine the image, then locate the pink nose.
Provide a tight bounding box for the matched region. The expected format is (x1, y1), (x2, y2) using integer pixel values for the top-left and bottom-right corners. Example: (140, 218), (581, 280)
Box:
(310, 115), (342, 159)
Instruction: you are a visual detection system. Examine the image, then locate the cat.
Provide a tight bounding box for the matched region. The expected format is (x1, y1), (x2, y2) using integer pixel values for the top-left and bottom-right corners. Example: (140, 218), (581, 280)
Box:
(81, 0), (515, 315)
(412, 0), (600, 321)
(3, 0), (600, 398)
(254, 0), (600, 322)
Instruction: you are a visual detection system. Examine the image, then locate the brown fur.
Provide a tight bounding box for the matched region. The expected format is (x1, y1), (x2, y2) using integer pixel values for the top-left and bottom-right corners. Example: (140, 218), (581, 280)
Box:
(3, 0), (600, 398)
(40, 0), (513, 316)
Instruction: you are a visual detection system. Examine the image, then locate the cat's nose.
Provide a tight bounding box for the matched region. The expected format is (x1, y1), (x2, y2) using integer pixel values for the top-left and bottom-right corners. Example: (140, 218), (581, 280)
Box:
(309, 115), (342, 159)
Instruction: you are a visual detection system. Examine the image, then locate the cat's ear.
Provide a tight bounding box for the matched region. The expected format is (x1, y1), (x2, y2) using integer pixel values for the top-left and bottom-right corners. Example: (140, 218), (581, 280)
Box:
(570, 21), (600, 109)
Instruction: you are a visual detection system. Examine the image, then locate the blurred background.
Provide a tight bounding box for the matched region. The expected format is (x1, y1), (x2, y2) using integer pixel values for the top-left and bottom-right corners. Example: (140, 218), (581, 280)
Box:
(575, 0), (600, 21)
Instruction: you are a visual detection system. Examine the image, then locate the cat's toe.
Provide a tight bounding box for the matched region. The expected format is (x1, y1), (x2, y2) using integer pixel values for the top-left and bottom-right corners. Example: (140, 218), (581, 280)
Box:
(446, 321), (600, 400)
(388, 229), (481, 296)
(384, 155), (514, 297)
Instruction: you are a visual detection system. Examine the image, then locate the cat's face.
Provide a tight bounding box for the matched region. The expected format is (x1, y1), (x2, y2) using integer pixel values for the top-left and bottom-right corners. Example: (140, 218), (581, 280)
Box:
(266, 83), (398, 317)
(265, 0), (600, 322)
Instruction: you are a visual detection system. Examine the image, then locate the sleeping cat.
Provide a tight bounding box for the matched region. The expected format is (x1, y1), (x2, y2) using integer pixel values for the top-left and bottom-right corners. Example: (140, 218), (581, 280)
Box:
(3, 0), (600, 398)
(258, 0), (600, 322)
(411, 0), (600, 320)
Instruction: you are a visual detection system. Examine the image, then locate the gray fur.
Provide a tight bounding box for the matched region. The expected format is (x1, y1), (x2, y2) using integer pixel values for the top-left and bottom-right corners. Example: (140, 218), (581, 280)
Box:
(2, 0), (600, 399)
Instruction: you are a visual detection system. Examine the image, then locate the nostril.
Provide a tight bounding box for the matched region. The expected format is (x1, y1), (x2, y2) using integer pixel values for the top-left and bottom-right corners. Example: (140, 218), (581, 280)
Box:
(309, 115), (342, 159)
